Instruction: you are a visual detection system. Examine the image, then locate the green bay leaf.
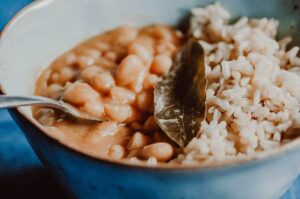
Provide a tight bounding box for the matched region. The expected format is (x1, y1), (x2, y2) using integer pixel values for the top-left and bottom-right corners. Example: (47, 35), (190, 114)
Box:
(154, 40), (207, 147)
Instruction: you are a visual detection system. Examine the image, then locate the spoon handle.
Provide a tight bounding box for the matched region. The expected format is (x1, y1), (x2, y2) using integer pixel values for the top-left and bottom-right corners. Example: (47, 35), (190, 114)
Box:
(0, 95), (60, 109)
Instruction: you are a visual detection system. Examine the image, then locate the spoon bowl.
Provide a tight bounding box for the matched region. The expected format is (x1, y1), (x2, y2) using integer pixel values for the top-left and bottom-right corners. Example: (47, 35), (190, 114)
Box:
(0, 95), (102, 123)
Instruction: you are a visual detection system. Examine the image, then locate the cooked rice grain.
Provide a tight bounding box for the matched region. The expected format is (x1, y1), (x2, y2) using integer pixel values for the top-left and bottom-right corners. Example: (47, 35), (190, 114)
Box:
(180, 3), (300, 164)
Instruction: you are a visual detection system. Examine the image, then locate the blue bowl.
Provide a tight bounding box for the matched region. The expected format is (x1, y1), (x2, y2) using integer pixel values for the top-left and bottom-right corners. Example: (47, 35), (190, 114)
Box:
(1, 0), (300, 198)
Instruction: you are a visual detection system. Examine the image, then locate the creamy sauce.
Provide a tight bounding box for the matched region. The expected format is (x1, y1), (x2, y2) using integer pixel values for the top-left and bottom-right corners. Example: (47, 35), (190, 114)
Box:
(33, 25), (182, 164)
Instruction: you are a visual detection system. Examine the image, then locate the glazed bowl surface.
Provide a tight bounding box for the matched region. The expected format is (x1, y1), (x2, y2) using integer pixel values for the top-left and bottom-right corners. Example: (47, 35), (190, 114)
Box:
(1, 0), (300, 198)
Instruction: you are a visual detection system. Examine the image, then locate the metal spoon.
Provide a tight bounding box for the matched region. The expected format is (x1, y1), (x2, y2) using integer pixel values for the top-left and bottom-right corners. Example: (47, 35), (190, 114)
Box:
(0, 95), (102, 123)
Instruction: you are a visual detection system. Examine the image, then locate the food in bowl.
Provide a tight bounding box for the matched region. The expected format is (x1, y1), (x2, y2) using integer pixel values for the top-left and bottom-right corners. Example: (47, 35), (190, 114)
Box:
(33, 3), (300, 166)
(34, 24), (182, 164)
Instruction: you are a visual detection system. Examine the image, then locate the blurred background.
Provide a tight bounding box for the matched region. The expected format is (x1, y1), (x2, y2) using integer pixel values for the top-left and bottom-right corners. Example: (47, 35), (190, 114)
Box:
(0, 0), (67, 198)
(0, 1), (298, 199)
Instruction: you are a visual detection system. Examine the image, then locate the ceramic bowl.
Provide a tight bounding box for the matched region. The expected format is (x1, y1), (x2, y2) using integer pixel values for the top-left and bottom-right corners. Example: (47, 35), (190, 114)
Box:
(1, 0), (300, 198)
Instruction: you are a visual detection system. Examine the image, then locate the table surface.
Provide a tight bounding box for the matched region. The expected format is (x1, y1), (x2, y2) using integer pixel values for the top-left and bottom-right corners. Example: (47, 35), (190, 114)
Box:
(0, 1), (299, 199)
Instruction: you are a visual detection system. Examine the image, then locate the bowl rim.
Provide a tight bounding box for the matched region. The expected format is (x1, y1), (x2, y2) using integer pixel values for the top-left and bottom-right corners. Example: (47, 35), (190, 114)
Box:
(1, 0), (300, 171)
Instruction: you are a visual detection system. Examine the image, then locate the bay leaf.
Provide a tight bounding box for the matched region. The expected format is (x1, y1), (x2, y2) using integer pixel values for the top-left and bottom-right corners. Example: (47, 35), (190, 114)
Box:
(154, 40), (207, 147)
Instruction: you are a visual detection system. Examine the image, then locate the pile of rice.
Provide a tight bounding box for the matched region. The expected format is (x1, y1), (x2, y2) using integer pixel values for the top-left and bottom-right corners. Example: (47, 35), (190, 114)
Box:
(178, 3), (300, 164)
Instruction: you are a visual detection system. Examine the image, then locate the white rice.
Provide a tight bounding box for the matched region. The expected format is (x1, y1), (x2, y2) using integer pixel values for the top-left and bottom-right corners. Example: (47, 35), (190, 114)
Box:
(178, 3), (300, 164)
